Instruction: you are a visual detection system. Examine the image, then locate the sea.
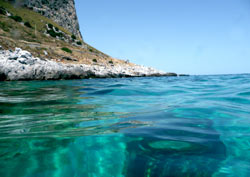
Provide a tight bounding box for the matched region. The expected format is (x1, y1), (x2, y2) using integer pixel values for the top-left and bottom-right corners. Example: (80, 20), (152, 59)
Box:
(0, 74), (250, 177)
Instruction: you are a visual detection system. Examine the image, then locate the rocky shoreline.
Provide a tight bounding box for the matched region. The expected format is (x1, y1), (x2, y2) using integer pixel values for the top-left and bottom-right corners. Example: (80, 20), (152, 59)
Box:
(0, 48), (177, 81)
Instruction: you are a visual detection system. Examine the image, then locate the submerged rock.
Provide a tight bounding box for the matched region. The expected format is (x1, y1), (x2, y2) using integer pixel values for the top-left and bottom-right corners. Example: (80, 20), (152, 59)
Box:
(122, 112), (227, 177)
(0, 48), (175, 81)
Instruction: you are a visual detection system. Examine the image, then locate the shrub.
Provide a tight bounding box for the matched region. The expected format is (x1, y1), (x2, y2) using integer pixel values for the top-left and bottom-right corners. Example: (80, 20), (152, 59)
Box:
(109, 60), (113, 64)
(24, 22), (32, 28)
(60, 33), (64, 38)
(92, 59), (97, 62)
(71, 35), (76, 40)
(47, 29), (57, 37)
(55, 27), (59, 31)
(0, 7), (6, 15)
(38, 10), (45, 15)
(61, 47), (72, 53)
(56, 32), (63, 38)
(76, 41), (82, 45)
(89, 48), (93, 52)
(47, 29), (63, 38)
(48, 23), (53, 29)
(0, 21), (9, 32)
(9, 15), (22, 22)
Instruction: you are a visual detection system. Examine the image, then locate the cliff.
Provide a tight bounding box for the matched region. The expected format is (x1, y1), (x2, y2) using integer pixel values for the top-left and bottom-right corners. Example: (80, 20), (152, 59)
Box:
(0, 0), (109, 65)
(0, 0), (176, 81)
(6, 0), (82, 39)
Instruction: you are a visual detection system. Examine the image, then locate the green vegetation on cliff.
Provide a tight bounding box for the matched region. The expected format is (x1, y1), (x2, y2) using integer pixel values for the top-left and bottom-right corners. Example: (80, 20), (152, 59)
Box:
(0, 1), (69, 35)
(0, 0), (120, 66)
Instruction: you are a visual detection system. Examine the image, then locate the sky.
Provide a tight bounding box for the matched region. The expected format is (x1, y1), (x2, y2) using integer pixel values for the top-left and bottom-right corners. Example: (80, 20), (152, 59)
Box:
(75, 0), (250, 75)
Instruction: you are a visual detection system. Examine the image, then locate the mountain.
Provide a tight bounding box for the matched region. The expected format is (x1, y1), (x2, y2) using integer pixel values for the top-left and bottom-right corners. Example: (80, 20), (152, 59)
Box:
(5, 0), (81, 38)
(0, 0), (114, 65)
(0, 0), (174, 81)
(23, 0), (82, 39)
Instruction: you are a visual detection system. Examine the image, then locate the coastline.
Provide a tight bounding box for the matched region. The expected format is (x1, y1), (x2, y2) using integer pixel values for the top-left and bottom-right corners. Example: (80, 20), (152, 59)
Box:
(0, 48), (177, 81)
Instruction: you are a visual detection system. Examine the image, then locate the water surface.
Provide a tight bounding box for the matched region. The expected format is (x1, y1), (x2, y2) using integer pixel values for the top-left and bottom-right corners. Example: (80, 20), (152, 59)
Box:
(0, 74), (250, 176)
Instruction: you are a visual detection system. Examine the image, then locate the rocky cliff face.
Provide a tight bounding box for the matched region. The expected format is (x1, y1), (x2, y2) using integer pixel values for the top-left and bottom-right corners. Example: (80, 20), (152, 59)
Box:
(11, 0), (82, 39)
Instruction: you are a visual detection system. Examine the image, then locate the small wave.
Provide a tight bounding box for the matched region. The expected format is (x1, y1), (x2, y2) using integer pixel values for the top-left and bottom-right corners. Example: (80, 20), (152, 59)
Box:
(238, 91), (250, 96)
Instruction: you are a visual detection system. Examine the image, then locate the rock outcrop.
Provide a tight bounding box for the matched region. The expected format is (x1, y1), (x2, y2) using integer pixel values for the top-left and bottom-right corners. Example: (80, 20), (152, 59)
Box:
(0, 48), (174, 81)
(0, 1), (179, 80)
(7, 0), (82, 39)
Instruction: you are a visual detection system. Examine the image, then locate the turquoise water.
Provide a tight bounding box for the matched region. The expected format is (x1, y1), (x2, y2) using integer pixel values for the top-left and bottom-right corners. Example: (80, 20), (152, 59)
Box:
(0, 74), (250, 176)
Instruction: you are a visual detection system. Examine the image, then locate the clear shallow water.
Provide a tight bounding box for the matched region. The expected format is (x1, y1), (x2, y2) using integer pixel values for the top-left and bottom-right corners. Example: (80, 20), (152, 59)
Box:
(0, 74), (250, 177)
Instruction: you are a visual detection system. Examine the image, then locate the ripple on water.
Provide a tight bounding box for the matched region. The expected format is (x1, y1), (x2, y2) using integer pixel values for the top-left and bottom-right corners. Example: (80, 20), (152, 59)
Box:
(0, 74), (250, 176)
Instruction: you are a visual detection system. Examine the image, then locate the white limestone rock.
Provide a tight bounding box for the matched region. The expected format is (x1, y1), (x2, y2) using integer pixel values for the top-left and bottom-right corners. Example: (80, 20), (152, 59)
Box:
(0, 48), (173, 81)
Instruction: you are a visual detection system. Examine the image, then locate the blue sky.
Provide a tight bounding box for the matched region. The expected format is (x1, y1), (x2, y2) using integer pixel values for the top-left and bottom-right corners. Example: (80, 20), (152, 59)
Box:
(75, 0), (250, 75)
